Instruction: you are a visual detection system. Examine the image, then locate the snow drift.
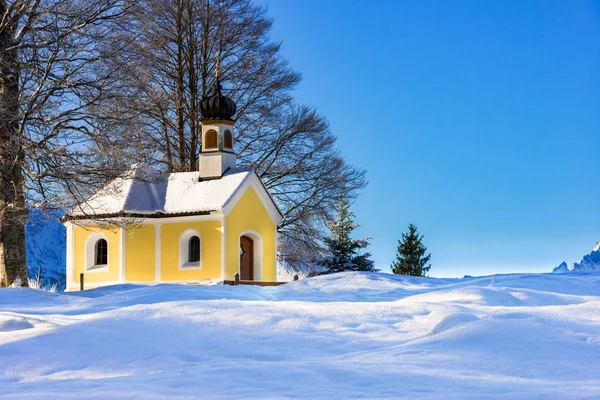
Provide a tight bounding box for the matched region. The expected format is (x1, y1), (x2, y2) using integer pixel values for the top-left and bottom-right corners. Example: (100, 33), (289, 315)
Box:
(1, 271), (600, 399)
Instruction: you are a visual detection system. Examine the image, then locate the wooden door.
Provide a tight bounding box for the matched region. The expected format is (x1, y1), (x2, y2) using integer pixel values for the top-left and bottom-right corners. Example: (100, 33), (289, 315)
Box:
(240, 236), (254, 280)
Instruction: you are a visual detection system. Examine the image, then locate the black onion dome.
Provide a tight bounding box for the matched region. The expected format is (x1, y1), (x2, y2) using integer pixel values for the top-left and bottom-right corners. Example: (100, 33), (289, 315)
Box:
(200, 79), (236, 121)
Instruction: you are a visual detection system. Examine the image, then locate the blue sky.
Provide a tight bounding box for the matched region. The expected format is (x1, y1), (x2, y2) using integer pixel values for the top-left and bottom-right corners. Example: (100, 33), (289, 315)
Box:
(259, 0), (600, 277)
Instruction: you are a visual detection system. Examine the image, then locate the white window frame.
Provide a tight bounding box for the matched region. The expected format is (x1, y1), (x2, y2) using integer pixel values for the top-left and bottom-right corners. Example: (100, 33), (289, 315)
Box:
(179, 229), (202, 270)
(85, 232), (109, 272)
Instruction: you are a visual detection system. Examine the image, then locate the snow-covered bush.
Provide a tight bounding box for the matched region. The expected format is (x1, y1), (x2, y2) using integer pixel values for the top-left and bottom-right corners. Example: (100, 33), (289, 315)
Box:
(27, 278), (58, 292)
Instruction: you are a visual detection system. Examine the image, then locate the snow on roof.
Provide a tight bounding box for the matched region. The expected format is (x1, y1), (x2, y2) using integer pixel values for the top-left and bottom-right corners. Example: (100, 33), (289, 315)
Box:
(67, 164), (253, 218)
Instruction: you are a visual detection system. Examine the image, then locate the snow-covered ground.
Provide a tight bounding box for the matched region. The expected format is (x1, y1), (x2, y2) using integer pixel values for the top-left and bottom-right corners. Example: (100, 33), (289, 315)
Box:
(1, 272), (600, 399)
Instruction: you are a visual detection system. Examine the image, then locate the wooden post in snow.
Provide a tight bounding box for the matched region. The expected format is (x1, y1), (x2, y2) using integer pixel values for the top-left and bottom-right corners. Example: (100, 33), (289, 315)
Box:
(80, 273), (84, 291)
(234, 272), (240, 285)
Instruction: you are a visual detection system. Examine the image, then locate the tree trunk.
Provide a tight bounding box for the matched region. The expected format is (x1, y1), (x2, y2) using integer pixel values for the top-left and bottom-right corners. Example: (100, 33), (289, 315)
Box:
(175, 0), (187, 171)
(187, 0), (199, 172)
(0, 193), (29, 287)
(0, 1), (28, 287)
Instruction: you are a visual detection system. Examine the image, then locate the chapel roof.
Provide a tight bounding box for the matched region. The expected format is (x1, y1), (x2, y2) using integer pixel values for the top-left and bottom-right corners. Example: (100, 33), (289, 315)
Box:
(63, 164), (282, 222)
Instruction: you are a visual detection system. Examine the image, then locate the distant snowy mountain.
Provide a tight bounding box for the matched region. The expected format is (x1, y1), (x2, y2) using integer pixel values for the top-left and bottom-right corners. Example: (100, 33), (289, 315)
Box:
(25, 209), (66, 290)
(553, 240), (600, 273)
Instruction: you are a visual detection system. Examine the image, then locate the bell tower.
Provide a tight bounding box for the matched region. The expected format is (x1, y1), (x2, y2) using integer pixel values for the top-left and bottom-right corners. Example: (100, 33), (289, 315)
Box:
(198, 55), (237, 180)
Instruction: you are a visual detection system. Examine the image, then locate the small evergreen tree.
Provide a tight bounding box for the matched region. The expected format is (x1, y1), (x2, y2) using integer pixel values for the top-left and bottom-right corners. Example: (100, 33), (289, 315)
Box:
(391, 223), (431, 276)
(319, 198), (376, 273)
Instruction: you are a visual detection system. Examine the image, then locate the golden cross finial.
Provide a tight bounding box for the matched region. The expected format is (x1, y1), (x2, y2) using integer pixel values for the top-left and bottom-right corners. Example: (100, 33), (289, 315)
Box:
(215, 53), (221, 78)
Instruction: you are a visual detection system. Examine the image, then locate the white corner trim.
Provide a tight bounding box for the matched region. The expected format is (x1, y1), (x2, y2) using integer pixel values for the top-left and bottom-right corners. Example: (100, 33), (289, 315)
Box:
(274, 230), (278, 283)
(220, 216), (226, 280)
(154, 222), (162, 282)
(119, 227), (125, 283)
(65, 223), (74, 287)
(179, 228), (202, 270)
(237, 230), (263, 281)
(84, 232), (110, 273)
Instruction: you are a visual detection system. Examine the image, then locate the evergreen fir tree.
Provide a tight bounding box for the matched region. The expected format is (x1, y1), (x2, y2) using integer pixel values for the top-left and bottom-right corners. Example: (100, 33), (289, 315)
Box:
(319, 198), (376, 273)
(391, 223), (431, 276)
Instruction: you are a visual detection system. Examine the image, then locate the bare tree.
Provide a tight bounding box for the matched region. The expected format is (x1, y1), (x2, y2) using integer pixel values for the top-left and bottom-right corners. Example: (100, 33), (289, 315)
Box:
(98, 0), (367, 270)
(0, 0), (133, 287)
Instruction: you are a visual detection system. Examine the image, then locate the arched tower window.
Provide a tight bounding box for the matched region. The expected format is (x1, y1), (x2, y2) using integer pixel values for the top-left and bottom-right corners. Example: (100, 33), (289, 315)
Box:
(95, 239), (108, 265)
(188, 236), (200, 263)
(205, 130), (218, 149)
(224, 130), (233, 149)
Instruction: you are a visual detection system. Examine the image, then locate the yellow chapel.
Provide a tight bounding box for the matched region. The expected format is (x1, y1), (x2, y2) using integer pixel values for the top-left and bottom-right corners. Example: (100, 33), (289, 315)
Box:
(62, 75), (283, 291)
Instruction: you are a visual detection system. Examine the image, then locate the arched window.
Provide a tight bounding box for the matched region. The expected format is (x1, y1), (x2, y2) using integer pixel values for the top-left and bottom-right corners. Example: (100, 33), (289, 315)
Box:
(85, 232), (109, 271)
(179, 229), (202, 269)
(224, 130), (233, 149)
(188, 236), (200, 263)
(95, 239), (108, 265)
(205, 130), (218, 149)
